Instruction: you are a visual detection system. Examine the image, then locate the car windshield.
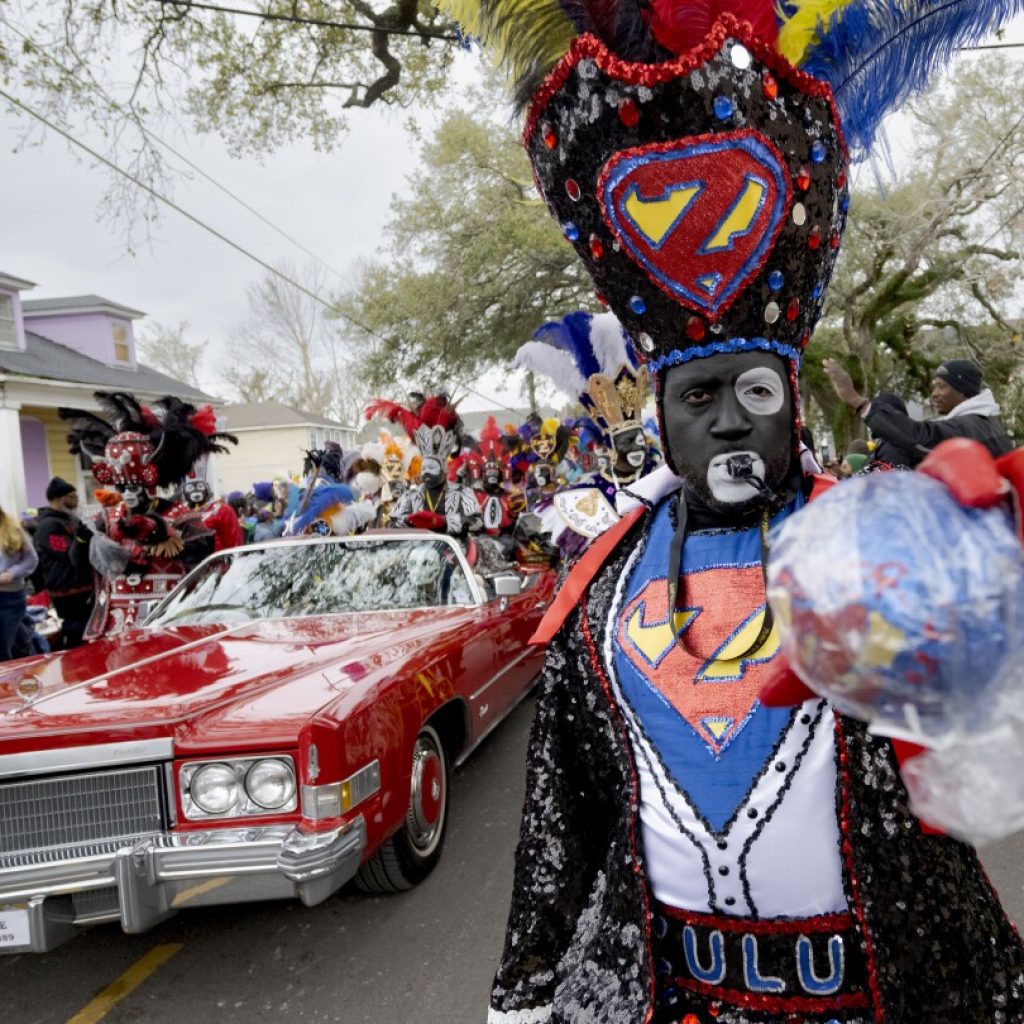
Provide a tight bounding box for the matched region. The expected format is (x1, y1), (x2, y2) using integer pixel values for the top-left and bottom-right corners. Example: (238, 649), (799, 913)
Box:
(145, 538), (477, 627)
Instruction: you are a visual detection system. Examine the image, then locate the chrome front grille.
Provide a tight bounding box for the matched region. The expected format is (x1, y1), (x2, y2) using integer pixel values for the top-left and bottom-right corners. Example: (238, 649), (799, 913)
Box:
(0, 766), (165, 868)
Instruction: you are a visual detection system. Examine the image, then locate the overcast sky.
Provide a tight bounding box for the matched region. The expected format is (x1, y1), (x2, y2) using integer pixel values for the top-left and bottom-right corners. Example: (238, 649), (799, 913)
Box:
(1, 17), (1022, 412)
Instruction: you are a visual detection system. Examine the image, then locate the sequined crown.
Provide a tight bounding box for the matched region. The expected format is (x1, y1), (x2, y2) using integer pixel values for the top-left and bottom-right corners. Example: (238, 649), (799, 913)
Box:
(525, 17), (848, 372)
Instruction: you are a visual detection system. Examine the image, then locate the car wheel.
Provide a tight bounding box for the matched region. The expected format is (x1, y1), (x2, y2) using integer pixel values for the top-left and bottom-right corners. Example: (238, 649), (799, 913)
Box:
(356, 724), (449, 894)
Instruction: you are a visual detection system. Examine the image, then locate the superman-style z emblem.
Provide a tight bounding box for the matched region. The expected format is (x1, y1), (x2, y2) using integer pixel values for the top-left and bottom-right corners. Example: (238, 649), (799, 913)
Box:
(598, 130), (790, 317)
(616, 566), (780, 755)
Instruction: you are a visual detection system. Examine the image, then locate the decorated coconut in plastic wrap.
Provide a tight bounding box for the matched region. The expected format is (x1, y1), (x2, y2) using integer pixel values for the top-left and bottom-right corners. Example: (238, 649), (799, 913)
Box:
(767, 471), (1024, 746)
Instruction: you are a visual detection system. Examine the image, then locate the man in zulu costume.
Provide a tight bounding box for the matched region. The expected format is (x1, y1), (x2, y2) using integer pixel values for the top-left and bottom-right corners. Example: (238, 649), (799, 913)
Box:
(61, 393), (236, 639)
(516, 311), (656, 554)
(441, 0), (1024, 1020)
(367, 394), (483, 540)
(180, 478), (244, 552)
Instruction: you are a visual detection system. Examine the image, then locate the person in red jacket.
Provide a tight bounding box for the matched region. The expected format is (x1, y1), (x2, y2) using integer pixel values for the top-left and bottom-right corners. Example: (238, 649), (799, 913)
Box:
(181, 479), (244, 552)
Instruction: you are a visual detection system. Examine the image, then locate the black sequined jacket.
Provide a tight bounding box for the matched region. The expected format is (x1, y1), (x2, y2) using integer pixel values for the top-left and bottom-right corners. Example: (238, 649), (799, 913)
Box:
(490, 501), (1024, 1024)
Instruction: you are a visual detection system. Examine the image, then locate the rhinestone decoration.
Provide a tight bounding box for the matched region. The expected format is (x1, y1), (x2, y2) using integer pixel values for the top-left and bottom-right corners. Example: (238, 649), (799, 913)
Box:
(629, 295), (647, 315)
(686, 316), (706, 341)
(565, 178), (581, 201)
(792, 202), (807, 226)
(768, 270), (784, 291)
(730, 43), (751, 69)
(811, 140), (827, 163)
(761, 71), (778, 99)
(796, 166), (811, 191)
(808, 224), (823, 250)
(589, 233), (605, 259)
(786, 297), (800, 321)
(638, 332), (655, 352)
(542, 124), (557, 150)
(618, 98), (640, 127)
(564, 222), (580, 242)
(713, 94), (734, 120)
(764, 301), (780, 324)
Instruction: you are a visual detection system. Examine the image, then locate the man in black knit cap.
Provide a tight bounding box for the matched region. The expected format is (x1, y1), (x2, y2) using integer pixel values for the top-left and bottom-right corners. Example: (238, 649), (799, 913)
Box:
(34, 477), (94, 648)
(825, 357), (1013, 464)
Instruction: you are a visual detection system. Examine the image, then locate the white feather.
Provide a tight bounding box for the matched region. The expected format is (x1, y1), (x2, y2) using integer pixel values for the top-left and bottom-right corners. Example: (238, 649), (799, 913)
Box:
(514, 340), (587, 399)
(362, 442), (385, 463)
(589, 312), (630, 376)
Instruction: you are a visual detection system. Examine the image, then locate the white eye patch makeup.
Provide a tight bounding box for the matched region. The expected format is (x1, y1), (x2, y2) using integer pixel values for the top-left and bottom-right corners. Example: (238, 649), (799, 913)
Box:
(734, 367), (786, 416)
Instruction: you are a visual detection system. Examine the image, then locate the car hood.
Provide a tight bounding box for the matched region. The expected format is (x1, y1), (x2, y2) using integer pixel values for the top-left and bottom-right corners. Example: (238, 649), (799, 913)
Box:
(0, 609), (470, 751)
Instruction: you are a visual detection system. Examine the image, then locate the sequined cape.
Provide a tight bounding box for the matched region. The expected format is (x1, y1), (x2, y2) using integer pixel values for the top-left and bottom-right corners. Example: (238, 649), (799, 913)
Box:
(490, 497), (1024, 1024)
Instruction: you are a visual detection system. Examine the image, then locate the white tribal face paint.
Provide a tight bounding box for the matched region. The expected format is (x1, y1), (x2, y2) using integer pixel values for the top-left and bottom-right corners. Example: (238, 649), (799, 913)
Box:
(706, 451), (767, 503)
(734, 367), (786, 417)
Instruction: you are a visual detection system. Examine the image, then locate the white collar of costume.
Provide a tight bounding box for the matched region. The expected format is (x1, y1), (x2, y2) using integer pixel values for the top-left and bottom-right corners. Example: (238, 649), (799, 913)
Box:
(615, 464), (682, 516)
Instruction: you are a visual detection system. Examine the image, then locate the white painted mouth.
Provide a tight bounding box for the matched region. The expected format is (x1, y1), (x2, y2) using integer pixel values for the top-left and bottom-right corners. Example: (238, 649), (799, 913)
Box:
(626, 450), (646, 468)
(706, 451), (765, 503)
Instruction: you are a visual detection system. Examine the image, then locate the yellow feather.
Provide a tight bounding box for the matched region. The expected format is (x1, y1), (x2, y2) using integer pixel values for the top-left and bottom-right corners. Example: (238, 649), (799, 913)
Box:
(776, 0), (856, 66)
(438, 0), (575, 89)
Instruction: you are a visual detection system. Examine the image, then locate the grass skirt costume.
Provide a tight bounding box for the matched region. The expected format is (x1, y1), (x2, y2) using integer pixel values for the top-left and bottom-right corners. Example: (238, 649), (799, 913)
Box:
(441, 0), (1024, 1020)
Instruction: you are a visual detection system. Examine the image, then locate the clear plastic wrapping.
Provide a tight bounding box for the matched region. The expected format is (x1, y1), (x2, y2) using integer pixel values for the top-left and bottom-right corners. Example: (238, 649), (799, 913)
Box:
(767, 472), (1024, 842)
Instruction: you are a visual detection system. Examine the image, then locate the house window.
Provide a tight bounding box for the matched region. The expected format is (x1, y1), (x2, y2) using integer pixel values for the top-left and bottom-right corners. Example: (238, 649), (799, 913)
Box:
(112, 323), (131, 363)
(0, 294), (17, 349)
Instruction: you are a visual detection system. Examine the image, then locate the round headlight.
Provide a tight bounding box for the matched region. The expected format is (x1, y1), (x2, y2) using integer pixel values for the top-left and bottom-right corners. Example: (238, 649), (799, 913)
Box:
(190, 763), (240, 815)
(245, 758), (296, 810)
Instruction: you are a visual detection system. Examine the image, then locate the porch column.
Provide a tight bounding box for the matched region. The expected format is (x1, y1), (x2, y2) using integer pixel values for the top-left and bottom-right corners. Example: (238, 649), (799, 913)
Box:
(0, 394), (27, 516)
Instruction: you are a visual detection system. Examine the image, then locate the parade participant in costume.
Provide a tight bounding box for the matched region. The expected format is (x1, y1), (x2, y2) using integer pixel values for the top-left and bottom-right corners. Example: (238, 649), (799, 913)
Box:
(373, 431), (418, 525)
(442, 0), (1024, 1020)
(287, 483), (377, 536)
(475, 416), (520, 541)
(521, 416), (572, 508)
(517, 311), (657, 551)
(61, 393), (236, 639)
(180, 478), (244, 551)
(366, 394), (483, 539)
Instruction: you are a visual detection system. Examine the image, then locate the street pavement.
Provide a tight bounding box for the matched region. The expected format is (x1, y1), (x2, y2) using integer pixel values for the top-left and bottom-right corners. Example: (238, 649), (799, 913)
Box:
(5, 697), (1024, 1024)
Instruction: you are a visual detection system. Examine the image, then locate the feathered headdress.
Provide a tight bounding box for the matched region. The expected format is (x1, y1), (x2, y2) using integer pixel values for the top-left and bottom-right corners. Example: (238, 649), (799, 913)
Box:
(445, 0), (1020, 155)
(516, 312), (649, 443)
(365, 393), (463, 462)
(444, 0), (1019, 390)
(60, 391), (236, 490)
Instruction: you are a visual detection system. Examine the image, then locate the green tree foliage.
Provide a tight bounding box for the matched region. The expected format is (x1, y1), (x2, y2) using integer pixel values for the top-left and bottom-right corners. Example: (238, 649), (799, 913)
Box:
(0, 0), (457, 227)
(337, 98), (594, 388)
(804, 55), (1024, 450)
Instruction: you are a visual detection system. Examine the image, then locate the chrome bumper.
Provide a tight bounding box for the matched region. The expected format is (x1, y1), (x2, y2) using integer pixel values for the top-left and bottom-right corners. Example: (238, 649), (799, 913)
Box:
(0, 818), (365, 953)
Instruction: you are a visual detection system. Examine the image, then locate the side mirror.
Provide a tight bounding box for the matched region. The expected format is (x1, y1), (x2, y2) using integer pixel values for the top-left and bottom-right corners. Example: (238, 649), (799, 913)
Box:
(491, 574), (523, 599)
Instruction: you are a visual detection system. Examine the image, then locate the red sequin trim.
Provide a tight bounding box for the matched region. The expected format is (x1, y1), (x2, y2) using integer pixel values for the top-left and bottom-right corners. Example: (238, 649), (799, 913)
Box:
(835, 719), (886, 1023)
(522, 15), (849, 162)
(593, 128), (793, 319)
(673, 975), (871, 1015)
(657, 903), (857, 936)
(581, 603), (657, 1024)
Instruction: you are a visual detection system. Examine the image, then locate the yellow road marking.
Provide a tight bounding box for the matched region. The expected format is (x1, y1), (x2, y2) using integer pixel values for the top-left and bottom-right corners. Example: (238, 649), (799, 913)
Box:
(170, 876), (230, 907)
(66, 943), (183, 1024)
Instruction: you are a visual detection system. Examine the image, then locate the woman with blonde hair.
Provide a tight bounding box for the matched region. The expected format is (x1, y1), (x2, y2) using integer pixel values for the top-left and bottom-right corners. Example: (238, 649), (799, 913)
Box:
(0, 505), (39, 662)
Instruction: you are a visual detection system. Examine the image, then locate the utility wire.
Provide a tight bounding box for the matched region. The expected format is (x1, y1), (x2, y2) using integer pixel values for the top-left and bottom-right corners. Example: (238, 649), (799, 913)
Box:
(151, 0), (1024, 50)
(2, 17), (348, 282)
(0, 85), (341, 313)
(150, 0), (461, 41)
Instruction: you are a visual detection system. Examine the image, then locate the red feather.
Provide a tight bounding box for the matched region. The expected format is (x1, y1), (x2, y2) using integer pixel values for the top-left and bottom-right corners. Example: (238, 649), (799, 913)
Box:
(479, 416), (505, 461)
(364, 399), (423, 440)
(189, 404), (218, 436)
(649, 0), (777, 56)
(140, 406), (160, 429)
(419, 396), (460, 431)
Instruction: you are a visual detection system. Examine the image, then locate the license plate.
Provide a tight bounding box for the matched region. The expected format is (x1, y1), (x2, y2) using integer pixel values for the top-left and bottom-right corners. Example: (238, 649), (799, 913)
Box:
(0, 906), (30, 948)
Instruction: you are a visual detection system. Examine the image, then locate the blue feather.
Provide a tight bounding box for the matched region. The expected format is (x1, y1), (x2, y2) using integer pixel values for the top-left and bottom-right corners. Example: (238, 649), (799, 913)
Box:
(290, 484), (357, 533)
(802, 0), (1024, 158)
(533, 311), (601, 380)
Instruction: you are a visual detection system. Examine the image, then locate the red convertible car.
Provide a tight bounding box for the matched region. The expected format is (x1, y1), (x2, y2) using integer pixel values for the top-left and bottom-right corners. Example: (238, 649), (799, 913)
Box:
(0, 531), (553, 952)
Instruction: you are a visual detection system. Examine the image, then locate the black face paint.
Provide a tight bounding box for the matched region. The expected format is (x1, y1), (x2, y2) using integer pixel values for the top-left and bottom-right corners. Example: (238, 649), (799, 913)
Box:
(611, 428), (648, 472)
(661, 351), (793, 519)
